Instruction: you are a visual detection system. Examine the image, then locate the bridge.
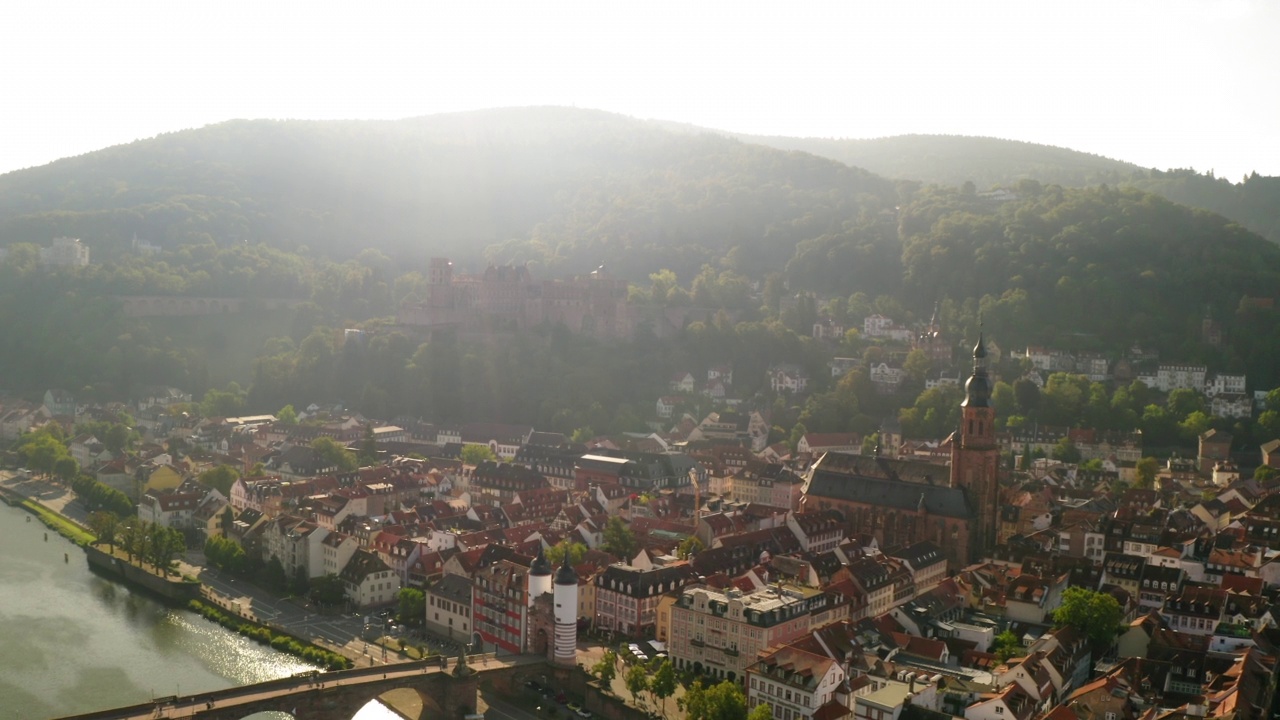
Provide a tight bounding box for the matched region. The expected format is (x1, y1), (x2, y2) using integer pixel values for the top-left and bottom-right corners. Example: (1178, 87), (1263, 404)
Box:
(56, 653), (548, 720)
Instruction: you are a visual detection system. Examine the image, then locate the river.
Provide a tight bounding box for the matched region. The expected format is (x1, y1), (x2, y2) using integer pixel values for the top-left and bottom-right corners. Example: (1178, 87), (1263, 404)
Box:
(0, 500), (315, 719)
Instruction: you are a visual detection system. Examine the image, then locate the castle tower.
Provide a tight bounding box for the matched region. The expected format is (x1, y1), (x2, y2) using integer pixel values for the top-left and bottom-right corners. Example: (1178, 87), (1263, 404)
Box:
(952, 332), (1000, 562)
(552, 552), (578, 667)
(428, 257), (454, 309)
(529, 545), (553, 605)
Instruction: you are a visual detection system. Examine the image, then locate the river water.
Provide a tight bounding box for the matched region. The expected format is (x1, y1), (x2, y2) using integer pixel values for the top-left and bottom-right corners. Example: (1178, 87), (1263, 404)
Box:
(0, 501), (315, 719)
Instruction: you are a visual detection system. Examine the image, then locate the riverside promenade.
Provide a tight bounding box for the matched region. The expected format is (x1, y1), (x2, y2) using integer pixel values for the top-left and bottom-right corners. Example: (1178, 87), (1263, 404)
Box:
(0, 470), (384, 668)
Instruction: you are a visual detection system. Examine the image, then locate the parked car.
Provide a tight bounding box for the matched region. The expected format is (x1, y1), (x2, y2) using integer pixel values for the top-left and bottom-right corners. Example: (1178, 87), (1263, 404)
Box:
(576, 708), (592, 718)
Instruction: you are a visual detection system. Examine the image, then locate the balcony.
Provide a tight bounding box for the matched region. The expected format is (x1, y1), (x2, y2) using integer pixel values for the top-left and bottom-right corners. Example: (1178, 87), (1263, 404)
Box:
(690, 638), (705, 647)
(723, 647), (739, 657)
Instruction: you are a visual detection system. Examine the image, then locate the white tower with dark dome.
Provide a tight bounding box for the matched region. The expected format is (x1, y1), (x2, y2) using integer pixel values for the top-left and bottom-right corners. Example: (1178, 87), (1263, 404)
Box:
(552, 552), (578, 667)
(529, 546), (553, 603)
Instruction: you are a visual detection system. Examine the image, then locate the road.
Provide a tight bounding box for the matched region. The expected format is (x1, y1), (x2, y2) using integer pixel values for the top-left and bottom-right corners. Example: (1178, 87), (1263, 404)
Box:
(482, 689), (560, 720)
(196, 562), (366, 648)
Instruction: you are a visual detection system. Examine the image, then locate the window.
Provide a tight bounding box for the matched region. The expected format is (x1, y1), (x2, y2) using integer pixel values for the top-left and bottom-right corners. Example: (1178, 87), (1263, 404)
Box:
(996, 708), (1004, 715)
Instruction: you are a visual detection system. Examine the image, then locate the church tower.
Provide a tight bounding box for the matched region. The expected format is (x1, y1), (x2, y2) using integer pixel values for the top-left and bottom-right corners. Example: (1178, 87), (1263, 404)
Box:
(952, 332), (1000, 562)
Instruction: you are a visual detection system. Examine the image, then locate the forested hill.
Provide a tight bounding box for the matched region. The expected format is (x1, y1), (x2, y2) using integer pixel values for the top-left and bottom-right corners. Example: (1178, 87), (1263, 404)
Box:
(730, 132), (1280, 243)
(729, 133), (1142, 189)
(0, 107), (899, 281)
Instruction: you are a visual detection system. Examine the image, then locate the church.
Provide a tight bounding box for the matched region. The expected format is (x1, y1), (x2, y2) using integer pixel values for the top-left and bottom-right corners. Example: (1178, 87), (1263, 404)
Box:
(800, 335), (1001, 570)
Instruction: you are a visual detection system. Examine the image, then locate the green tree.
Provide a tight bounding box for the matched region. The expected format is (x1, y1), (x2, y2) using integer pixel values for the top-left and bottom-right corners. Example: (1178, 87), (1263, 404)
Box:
(397, 588), (425, 626)
(602, 516), (639, 560)
(1051, 438), (1081, 464)
(220, 506), (236, 536)
(310, 573), (347, 607)
(546, 540), (588, 566)
(650, 657), (677, 716)
(86, 510), (119, 550)
(198, 465), (241, 496)
(624, 664), (650, 707)
(1167, 388), (1205, 418)
(677, 535), (705, 560)
(592, 649), (618, 690)
(1179, 411), (1211, 441)
(291, 565), (310, 596)
(311, 436), (358, 472)
(1053, 586), (1124, 648)
(261, 555), (288, 592)
(788, 422), (807, 452)
(680, 679), (751, 720)
(993, 629), (1025, 662)
(460, 444), (498, 465)
(54, 455), (80, 483)
(748, 705), (772, 720)
(200, 384), (247, 418)
(144, 522), (184, 572)
(1135, 457), (1159, 489)
(276, 404), (298, 424)
(1013, 378), (1041, 416)
(119, 521), (142, 562)
(359, 423), (379, 466)
(1256, 465), (1278, 482)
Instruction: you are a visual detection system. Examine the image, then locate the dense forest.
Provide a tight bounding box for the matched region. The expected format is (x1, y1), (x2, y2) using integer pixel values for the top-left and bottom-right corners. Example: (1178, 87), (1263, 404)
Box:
(731, 133), (1280, 244)
(0, 108), (899, 281)
(732, 133), (1142, 189)
(2, 107), (1279, 449)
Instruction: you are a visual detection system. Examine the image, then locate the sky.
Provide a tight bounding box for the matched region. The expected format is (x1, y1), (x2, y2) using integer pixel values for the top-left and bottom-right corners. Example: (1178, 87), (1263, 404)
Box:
(1, 0), (1276, 180)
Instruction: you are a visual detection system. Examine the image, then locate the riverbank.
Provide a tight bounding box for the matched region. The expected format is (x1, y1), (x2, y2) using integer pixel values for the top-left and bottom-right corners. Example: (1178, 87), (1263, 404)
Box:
(188, 599), (353, 670)
(2, 471), (419, 676)
(0, 484), (96, 544)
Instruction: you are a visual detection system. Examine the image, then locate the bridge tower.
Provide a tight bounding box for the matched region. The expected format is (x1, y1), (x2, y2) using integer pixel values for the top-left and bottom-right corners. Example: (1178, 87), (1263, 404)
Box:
(529, 546), (553, 603)
(552, 552), (578, 667)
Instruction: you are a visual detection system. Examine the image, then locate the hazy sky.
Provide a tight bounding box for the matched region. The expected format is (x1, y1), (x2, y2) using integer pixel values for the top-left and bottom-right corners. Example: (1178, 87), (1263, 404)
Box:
(2, 0), (1276, 180)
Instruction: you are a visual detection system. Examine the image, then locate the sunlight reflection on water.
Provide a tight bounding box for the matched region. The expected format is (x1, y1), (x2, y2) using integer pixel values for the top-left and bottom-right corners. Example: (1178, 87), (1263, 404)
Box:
(164, 611), (317, 682)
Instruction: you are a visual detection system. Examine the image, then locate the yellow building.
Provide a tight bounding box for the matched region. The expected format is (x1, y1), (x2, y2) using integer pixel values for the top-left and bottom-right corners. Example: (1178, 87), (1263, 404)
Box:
(142, 464), (184, 493)
(656, 594), (677, 643)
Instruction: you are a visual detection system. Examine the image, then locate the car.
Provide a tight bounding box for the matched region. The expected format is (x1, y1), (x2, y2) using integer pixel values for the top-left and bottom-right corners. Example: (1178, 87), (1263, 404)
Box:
(576, 710), (592, 718)
(627, 643), (641, 652)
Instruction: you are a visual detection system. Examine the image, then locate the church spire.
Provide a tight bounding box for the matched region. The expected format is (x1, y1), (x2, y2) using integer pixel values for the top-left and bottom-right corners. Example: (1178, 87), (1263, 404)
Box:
(963, 323), (990, 408)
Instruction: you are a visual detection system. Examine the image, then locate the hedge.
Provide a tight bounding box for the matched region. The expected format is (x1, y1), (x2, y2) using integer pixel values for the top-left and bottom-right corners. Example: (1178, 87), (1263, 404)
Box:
(188, 599), (353, 671)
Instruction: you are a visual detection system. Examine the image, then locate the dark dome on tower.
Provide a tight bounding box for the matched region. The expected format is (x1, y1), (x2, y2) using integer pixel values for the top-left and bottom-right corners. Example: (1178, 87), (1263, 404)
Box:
(531, 546), (552, 576)
(962, 332), (991, 407)
(554, 553), (578, 585)
(963, 372), (991, 407)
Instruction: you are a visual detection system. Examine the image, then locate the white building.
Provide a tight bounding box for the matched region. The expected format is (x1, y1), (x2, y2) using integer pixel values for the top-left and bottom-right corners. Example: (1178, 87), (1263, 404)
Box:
(341, 549), (399, 609)
(39, 237), (91, 267)
(747, 645), (845, 720)
(1152, 364), (1208, 393)
(137, 489), (203, 529)
(1205, 373), (1247, 397)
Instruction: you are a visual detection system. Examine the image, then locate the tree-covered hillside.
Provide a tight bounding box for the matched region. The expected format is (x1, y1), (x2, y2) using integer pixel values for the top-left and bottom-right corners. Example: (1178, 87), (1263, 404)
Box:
(4, 107), (1280, 428)
(887, 185), (1280, 367)
(732, 134), (1142, 190)
(734, 132), (1280, 244)
(0, 107), (898, 282)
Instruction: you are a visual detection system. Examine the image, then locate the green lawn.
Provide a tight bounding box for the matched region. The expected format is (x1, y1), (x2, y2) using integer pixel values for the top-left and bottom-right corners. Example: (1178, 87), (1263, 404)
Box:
(23, 500), (95, 546)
